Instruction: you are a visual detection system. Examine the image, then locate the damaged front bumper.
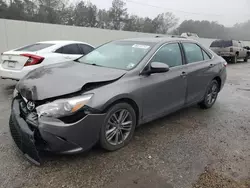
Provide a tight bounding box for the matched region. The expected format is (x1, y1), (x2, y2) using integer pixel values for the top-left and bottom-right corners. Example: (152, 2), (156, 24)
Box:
(10, 99), (41, 165)
(9, 98), (106, 165)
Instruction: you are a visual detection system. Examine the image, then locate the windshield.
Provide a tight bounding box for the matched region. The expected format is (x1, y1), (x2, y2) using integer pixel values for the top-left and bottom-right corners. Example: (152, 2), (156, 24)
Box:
(78, 41), (154, 70)
(210, 40), (233, 48)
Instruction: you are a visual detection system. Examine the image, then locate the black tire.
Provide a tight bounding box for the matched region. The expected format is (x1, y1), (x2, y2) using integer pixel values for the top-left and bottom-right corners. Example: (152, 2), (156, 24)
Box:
(100, 102), (136, 151)
(223, 57), (229, 63)
(244, 57), (248, 62)
(199, 80), (219, 109)
(232, 55), (238, 64)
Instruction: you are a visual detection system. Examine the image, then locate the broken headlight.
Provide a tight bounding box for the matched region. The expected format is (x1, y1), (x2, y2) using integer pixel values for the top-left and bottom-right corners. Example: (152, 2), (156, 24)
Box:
(36, 94), (93, 118)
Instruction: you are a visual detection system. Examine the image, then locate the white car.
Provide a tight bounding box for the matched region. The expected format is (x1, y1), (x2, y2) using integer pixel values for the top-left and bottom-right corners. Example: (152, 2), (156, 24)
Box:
(0, 40), (94, 80)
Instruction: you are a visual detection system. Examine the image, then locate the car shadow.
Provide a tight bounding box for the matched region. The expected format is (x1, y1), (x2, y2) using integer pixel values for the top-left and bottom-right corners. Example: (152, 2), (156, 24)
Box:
(39, 105), (203, 167)
(227, 59), (249, 65)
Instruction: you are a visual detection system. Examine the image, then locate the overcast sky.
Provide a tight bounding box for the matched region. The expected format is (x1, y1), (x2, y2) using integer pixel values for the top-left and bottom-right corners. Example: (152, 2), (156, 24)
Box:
(73, 0), (250, 27)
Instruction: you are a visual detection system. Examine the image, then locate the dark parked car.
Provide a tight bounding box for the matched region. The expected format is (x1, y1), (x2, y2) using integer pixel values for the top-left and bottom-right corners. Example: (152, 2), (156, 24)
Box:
(10, 37), (227, 165)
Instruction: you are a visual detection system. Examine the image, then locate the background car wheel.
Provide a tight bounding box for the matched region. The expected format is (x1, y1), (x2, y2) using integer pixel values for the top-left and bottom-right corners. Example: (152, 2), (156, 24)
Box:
(244, 57), (248, 62)
(100, 102), (136, 151)
(232, 55), (238, 64)
(199, 80), (219, 109)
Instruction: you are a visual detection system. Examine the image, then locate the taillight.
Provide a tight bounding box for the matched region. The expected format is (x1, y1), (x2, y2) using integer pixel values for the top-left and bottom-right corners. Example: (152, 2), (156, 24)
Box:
(223, 62), (227, 67)
(230, 48), (233, 52)
(21, 54), (44, 66)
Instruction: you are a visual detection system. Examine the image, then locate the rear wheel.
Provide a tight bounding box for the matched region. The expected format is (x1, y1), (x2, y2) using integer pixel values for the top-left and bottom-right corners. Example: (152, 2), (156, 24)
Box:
(244, 54), (249, 62)
(100, 103), (136, 151)
(232, 55), (238, 64)
(223, 57), (229, 62)
(199, 80), (219, 109)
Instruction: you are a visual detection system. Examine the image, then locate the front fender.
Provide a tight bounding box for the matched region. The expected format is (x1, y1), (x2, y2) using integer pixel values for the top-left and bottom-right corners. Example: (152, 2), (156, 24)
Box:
(101, 93), (138, 111)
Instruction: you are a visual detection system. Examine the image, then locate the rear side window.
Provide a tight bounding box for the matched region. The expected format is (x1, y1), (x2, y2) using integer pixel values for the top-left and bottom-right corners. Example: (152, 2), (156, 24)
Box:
(182, 43), (203, 64)
(55, 44), (82, 54)
(78, 44), (94, 55)
(202, 50), (211, 60)
(15, 43), (54, 52)
(210, 40), (233, 48)
(150, 43), (183, 68)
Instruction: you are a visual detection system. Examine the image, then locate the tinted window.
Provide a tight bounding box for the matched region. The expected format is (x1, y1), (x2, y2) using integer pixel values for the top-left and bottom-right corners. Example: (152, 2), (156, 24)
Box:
(150, 43), (182, 67)
(15, 43), (54, 52)
(56, 44), (81, 54)
(202, 50), (211, 60)
(78, 41), (154, 70)
(78, 44), (94, 55)
(183, 43), (203, 64)
(210, 40), (233, 48)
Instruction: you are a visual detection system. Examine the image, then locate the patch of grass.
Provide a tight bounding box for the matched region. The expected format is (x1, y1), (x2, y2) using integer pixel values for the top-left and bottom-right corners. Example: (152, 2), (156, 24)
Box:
(193, 170), (250, 188)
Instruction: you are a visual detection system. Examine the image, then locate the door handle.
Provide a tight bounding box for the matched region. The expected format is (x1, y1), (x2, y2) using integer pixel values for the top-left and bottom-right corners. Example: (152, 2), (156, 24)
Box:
(209, 64), (215, 68)
(180, 71), (187, 78)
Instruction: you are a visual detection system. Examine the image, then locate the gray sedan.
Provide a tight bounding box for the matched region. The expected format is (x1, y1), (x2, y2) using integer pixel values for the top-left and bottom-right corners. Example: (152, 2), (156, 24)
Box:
(10, 37), (227, 164)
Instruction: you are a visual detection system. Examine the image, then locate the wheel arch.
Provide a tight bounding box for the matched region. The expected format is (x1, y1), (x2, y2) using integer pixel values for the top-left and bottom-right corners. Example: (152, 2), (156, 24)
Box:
(102, 95), (141, 126)
(213, 76), (222, 91)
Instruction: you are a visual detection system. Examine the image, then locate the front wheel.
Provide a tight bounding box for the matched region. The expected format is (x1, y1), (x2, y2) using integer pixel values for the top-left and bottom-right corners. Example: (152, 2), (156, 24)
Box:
(100, 102), (136, 151)
(199, 80), (219, 109)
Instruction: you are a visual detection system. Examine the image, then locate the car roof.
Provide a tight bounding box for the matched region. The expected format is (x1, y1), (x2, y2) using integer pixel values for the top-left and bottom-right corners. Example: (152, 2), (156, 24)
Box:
(38, 40), (93, 46)
(119, 37), (195, 44)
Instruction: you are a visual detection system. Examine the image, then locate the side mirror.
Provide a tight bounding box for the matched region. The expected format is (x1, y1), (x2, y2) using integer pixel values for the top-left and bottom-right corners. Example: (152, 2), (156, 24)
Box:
(143, 62), (169, 75)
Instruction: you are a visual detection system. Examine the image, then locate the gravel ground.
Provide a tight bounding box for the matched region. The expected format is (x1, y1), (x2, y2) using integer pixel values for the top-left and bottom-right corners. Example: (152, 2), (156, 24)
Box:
(0, 61), (249, 188)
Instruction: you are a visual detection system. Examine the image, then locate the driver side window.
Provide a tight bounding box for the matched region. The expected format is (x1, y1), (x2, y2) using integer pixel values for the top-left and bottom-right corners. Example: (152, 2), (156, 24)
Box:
(150, 43), (183, 68)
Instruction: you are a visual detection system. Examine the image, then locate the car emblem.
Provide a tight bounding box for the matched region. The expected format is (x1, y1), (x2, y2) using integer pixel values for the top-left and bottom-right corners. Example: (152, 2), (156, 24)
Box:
(27, 101), (35, 111)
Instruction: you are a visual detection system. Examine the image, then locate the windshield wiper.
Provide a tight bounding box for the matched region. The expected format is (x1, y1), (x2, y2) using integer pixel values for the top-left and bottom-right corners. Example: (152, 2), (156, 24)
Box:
(87, 63), (103, 67)
(76, 60), (103, 67)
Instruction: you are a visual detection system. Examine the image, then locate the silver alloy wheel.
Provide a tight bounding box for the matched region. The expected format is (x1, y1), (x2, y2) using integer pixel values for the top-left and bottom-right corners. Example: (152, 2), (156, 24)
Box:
(206, 83), (218, 105)
(105, 109), (133, 146)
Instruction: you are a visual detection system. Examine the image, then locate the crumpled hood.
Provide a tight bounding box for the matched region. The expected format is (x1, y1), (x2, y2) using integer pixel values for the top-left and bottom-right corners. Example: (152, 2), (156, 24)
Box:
(16, 62), (126, 101)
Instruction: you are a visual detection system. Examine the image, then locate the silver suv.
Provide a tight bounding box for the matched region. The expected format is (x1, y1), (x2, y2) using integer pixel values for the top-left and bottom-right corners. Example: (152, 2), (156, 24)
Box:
(210, 40), (250, 63)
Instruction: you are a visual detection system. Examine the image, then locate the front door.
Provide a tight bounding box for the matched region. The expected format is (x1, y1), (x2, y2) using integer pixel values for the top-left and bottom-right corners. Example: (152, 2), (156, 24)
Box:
(140, 43), (187, 122)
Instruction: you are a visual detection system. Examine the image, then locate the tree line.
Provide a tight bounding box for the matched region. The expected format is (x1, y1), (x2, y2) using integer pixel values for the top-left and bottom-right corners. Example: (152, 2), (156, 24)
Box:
(0, 0), (249, 40)
(176, 20), (250, 41)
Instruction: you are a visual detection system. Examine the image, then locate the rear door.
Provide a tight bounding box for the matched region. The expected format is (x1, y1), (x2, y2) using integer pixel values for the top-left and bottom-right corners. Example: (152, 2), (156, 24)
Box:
(181, 42), (216, 105)
(1, 43), (54, 70)
(55, 44), (83, 60)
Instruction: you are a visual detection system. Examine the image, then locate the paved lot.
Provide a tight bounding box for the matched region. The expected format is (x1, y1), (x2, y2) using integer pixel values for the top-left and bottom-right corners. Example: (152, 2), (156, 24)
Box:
(0, 61), (250, 188)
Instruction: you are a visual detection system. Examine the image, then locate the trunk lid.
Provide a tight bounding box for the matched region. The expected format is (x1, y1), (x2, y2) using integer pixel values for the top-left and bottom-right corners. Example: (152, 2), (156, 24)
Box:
(1, 50), (35, 70)
(1, 42), (54, 70)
